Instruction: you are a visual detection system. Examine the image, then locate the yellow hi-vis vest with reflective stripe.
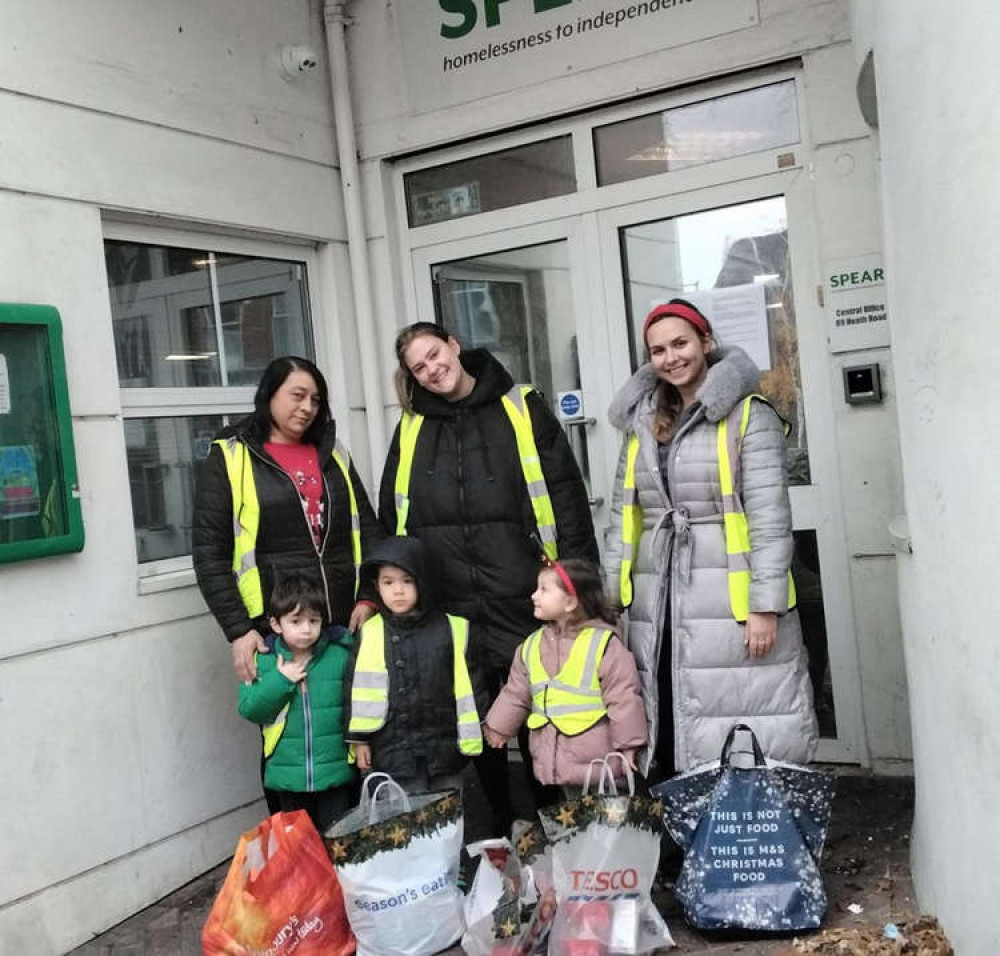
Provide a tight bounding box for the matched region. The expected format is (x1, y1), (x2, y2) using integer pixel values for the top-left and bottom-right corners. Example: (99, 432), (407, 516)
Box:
(347, 613), (483, 756)
(523, 626), (613, 736)
(214, 436), (362, 618)
(617, 394), (796, 621)
(257, 655), (291, 758)
(392, 385), (559, 560)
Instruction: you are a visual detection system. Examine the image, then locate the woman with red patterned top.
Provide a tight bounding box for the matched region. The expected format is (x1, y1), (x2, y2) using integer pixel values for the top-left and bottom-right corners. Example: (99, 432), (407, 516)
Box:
(193, 356), (382, 687)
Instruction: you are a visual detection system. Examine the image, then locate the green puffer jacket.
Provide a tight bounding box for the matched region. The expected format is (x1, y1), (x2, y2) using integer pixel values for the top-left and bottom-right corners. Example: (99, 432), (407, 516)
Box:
(238, 628), (355, 792)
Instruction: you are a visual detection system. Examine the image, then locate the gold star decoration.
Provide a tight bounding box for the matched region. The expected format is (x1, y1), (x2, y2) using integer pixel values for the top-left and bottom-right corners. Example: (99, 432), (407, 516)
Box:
(389, 824), (409, 847)
(581, 794), (595, 807)
(499, 917), (519, 938)
(649, 799), (664, 818)
(556, 805), (576, 827)
(416, 808), (430, 823)
(516, 832), (536, 856)
(329, 840), (347, 861)
(438, 794), (457, 812)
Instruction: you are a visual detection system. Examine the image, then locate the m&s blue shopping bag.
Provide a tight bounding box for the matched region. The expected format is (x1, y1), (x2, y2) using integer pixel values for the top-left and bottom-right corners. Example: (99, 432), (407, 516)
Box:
(652, 724), (834, 932)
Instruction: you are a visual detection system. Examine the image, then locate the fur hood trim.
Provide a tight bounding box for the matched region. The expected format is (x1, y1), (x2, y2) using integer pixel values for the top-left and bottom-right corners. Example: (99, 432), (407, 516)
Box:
(607, 346), (761, 431)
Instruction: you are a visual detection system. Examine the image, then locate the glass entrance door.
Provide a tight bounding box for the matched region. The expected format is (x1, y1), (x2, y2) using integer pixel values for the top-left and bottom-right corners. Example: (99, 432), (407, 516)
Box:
(599, 175), (862, 761)
(410, 221), (620, 528)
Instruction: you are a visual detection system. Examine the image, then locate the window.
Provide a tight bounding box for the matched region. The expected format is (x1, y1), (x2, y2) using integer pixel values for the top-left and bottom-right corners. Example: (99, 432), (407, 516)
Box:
(104, 237), (314, 570)
(594, 81), (800, 185)
(404, 136), (576, 227)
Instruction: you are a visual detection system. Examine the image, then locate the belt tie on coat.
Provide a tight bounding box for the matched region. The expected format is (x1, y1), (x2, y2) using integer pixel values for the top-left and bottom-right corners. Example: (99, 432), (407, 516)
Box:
(651, 507), (722, 585)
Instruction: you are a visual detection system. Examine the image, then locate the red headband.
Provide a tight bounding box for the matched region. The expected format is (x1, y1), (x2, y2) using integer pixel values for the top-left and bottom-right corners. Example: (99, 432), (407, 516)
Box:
(642, 302), (710, 339)
(546, 561), (578, 599)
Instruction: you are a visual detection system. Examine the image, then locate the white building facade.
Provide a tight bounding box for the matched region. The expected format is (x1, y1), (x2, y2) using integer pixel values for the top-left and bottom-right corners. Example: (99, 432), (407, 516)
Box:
(0, 0), (991, 952)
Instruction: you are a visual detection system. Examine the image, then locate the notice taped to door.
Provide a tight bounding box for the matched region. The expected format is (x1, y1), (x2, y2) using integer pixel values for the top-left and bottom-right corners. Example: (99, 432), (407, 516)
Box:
(825, 254), (890, 352)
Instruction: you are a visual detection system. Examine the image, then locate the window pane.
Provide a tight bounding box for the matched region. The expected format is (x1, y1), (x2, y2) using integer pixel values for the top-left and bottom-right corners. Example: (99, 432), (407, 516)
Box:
(0, 324), (69, 540)
(619, 196), (809, 484)
(793, 529), (836, 738)
(595, 81), (799, 186)
(431, 240), (595, 496)
(405, 137), (576, 227)
(126, 414), (224, 562)
(105, 241), (313, 387)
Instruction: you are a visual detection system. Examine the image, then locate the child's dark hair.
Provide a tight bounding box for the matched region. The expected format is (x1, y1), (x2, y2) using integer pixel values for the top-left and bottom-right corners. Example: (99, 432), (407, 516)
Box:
(268, 574), (327, 622)
(548, 558), (616, 625)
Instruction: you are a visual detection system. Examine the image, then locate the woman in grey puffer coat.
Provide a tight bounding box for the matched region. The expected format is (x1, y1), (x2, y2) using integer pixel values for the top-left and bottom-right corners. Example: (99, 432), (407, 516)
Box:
(602, 299), (816, 777)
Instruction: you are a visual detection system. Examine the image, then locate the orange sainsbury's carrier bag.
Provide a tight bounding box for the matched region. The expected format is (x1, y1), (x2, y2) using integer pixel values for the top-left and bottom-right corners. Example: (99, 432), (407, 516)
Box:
(202, 810), (355, 956)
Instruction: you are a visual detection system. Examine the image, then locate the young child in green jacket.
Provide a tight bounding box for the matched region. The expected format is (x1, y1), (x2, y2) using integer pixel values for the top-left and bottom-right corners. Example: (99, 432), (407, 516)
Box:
(238, 574), (356, 834)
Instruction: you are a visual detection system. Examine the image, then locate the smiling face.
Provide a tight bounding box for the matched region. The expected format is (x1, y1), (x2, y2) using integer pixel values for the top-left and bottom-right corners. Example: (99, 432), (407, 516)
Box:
(377, 564), (419, 615)
(268, 368), (320, 444)
(402, 333), (475, 402)
(645, 315), (712, 396)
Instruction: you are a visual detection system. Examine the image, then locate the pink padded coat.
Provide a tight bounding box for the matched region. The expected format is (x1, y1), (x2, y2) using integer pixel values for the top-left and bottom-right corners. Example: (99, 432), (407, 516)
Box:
(485, 618), (647, 786)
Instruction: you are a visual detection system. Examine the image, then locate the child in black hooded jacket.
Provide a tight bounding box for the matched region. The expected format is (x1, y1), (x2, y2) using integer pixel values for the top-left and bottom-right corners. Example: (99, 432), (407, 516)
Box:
(344, 536), (489, 793)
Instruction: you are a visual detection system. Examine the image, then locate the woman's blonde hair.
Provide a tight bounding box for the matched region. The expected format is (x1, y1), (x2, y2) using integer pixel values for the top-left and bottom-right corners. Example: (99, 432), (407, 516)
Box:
(393, 322), (453, 413)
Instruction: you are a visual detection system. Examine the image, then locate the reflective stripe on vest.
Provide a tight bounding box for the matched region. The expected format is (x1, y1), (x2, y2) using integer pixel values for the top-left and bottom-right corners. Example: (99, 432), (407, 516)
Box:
(615, 395), (797, 619)
(215, 437), (363, 618)
(619, 435), (642, 608)
(522, 626), (612, 736)
(717, 394), (797, 622)
(393, 385), (559, 559)
(347, 613), (483, 756)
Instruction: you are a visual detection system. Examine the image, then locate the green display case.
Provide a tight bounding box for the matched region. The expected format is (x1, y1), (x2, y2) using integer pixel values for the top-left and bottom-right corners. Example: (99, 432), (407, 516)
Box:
(0, 303), (84, 562)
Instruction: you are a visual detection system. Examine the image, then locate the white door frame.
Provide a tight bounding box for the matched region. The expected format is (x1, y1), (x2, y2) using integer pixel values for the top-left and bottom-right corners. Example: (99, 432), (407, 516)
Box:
(410, 217), (620, 529)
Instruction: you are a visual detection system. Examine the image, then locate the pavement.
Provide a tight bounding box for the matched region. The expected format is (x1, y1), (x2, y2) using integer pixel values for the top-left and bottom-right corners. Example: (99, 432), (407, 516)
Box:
(69, 768), (917, 956)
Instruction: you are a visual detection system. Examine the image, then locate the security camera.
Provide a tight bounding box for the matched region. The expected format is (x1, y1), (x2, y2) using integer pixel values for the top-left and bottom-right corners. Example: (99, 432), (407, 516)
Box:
(279, 45), (319, 79)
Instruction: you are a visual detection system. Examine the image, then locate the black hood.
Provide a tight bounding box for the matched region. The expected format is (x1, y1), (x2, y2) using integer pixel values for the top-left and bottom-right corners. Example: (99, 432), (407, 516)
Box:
(410, 348), (514, 418)
(360, 536), (437, 617)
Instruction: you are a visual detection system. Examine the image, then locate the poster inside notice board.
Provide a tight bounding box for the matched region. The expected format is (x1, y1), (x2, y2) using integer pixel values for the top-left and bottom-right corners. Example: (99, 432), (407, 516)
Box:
(0, 303), (84, 562)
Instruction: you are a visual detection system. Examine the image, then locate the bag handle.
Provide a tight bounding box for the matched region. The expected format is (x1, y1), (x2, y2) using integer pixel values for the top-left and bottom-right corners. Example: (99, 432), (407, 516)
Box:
(599, 752), (635, 795)
(367, 778), (412, 823)
(720, 723), (766, 768)
(582, 758), (607, 795)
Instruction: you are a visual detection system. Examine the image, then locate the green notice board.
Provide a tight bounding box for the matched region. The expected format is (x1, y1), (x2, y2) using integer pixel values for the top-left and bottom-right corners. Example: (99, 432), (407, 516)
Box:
(0, 304), (84, 562)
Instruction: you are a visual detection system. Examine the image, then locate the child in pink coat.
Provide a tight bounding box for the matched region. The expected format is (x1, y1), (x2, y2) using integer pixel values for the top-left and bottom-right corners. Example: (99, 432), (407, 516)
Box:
(484, 559), (647, 788)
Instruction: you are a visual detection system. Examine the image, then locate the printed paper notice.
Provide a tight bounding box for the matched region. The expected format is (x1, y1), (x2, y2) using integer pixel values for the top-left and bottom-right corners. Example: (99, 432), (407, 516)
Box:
(0, 354), (9, 414)
(686, 283), (771, 371)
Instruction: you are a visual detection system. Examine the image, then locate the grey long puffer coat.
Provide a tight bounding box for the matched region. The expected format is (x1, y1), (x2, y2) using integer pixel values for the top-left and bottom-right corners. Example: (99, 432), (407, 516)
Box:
(603, 347), (817, 774)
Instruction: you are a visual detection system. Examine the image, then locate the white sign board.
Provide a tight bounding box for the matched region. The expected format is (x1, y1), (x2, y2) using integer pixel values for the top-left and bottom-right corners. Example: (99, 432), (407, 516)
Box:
(825, 254), (889, 352)
(396, 0), (760, 114)
(685, 283), (771, 371)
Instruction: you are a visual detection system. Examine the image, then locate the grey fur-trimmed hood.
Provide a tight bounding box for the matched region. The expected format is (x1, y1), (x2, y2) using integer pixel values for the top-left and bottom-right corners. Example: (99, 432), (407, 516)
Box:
(607, 345), (761, 431)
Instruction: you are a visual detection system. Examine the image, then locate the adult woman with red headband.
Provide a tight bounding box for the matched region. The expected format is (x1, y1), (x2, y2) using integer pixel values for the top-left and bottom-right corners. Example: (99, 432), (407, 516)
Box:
(602, 298), (816, 779)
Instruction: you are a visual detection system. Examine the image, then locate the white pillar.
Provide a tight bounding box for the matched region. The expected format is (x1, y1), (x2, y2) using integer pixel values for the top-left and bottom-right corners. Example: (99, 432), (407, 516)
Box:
(856, 2), (1000, 951)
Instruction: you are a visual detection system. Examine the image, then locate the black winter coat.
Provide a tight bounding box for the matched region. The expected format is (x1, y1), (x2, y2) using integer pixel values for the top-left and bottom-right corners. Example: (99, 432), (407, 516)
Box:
(378, 349), (599, 675)
(344, 536), (490, 780)
(192, 418), (382, 641)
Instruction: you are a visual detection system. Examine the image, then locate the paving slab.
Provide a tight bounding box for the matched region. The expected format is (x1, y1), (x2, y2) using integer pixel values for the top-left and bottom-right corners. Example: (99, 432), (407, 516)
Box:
(68, 770), (916, 956)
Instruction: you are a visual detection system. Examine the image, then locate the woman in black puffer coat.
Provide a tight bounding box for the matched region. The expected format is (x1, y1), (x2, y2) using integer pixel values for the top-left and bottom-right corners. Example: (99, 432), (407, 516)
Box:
(193, 356), (382, 685)
(380, 323), (598, 832)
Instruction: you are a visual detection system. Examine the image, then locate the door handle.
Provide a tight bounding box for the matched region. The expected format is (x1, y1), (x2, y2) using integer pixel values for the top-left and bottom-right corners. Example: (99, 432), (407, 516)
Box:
(588, 496), (604, 508)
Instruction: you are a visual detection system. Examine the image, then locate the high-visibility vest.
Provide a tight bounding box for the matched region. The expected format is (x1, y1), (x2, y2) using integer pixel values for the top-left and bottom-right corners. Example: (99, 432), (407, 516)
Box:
(617, 394), (796, 621)
(259, 660), (291, 758)
(392, 385), (559, 560)
(347, 613), (483, 756)
(522, 626), (613, 736)
(214, 436), (362, 618)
